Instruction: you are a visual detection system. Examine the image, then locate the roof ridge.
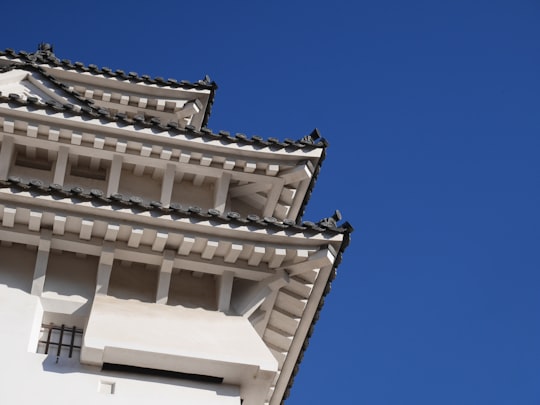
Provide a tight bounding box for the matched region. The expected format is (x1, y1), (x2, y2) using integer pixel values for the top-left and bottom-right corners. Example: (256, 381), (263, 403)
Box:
(0, 46), (218, 91)
(0, 177), (352, 235)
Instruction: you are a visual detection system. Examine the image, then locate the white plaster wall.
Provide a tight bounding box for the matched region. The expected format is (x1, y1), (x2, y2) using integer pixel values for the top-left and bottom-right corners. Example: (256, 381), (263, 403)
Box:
(230, 198), (263, 218)
(41, 251), (99, 328)
(0, 284), (241, 405)
(108, 261), (158, 303)
(0, 246), (273, 404)
(83, 295), (277, 373)
(118, 167), (161, 202)
(0, 242), (36, 293)
(9, 156), (54, 184)
(82, 295), (278, 403)
(64, 170), (108, 191)
(170, 176), (214, 209)
(168, 269), (217, 309)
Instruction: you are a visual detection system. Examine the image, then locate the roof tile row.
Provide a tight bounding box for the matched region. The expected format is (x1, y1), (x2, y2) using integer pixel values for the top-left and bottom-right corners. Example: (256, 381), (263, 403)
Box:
(0, 91), (326, 150)
(1, 47), (217, 91)
(1, 176), (352, 235)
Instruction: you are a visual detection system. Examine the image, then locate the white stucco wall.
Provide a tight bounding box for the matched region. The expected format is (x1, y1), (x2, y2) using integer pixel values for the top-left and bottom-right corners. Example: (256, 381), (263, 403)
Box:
(0, 242), (279, 405)
(0, 283), (242, 405)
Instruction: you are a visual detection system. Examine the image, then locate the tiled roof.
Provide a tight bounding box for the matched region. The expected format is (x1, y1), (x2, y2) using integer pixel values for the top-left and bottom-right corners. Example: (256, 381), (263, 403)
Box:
(0, 62), (100, 111)
(0, 174), (353, 405)
(0, 176), (353, 236)
(0, 46), (217, 91)
(0, 43), (218, 127)
(0, 89), (327, 151)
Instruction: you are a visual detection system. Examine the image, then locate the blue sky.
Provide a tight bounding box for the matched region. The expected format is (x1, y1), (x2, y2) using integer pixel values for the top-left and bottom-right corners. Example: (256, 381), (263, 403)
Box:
(2, 1), (540, 404)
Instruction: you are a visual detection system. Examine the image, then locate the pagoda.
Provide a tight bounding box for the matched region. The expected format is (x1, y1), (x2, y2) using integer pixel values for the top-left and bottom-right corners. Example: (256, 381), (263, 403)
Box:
(0, 43), (352, 405)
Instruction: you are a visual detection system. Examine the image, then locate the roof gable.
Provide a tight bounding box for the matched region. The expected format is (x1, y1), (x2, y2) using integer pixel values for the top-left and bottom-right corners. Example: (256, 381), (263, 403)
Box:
(0, 45), (216, 130)
(0, 66), (89, 110)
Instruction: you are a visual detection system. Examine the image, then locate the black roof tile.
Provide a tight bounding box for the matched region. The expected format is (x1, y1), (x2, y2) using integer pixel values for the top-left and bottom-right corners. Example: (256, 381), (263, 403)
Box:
(0, 177), (351, 236)
(1, 47), (218, 91)
(0, 92), (326, 152)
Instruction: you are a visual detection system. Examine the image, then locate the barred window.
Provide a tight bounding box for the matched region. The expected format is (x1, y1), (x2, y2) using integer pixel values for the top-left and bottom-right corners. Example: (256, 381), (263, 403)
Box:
(37, 324), (83, 359)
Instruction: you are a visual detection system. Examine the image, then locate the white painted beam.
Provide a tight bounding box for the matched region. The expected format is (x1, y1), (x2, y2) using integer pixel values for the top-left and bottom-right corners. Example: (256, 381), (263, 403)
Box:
(263, 181), (285, 218)
(2, 207), (16, 227)
(152, 232), (168, 252)
(217, 270), (234, 312)
(2, 119), (14, 133)
(140, 146), (152, 157)
(52, 215), (66, 235)
(273, 203), (289, 219)
(47, 149), (56, 162)
(233, 270), (289, 317)
(248, 246), (265, 266)
(244, 161), (257, 173)
(107, 154), (123, 196)
(223, 159), (235, 170)
(26, 146), (36, 160)
(104, 224), (119, 241)
(31, 232), (51, 296)
(224, 243), (243, 263)
(95, 242), (115, 295)
(151, 167), (162, 181)
(133, 164), (145, 177)
(192, 174), (205, 187)
(28, 211), (42, 232)
(201, 239), (219, 260)
(281, 248), (335, 276)
(80, 220), (94, 240)
(266, 164), (280, 176)
(160, 163), (176, 207)
(286, 178), (311, 219)
(89, 157), (100, 171)
(241, 193), (267, 211)
(160, 148), (172, 160)
(156, 250), (175, 304)
(53, 146), (69, 185)
(230, 182), (271, 198)
(179, 152), (191, 163)
(200, 155), (212, 167)
(71, 132), (82, 145)
(115, 141), (127, 153)
(93, 137), (105, 149)
(279, 163), (311, 184)
(253, 290), (279, 336)
(269, 248), (287, 269)
(295, 249), (310, 262)
(26, 124), (38, 138)
(214, 172), (231, 213)
(0, 135), (14, 180)
(48, 128), (59, 142)
(177, 236), (195, 256)
(127, 228), (143, 248)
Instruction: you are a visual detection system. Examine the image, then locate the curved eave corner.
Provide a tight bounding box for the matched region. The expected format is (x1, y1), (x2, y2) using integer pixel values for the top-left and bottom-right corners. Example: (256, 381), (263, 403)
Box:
(279, 219), (353, 404)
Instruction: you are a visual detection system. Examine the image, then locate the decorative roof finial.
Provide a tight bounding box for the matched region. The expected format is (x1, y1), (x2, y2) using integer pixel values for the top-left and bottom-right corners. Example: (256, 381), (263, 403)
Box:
(26, 42), (55, 63)
(300, 128), (322, 145)
(37, 42), (54, 53)
(318, 210), (343, 228)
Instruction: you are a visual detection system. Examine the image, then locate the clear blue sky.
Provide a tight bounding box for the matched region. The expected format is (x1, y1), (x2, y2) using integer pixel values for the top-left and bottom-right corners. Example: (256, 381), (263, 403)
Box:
(3, 1), (539, 404)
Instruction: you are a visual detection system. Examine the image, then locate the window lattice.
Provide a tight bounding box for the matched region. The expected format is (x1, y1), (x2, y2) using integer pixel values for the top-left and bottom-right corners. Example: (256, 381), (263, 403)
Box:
(37, 324), (83, 359)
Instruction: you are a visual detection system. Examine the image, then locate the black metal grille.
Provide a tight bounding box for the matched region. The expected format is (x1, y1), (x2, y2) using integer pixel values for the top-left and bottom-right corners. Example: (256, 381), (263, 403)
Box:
(37, 324), (83, 359)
